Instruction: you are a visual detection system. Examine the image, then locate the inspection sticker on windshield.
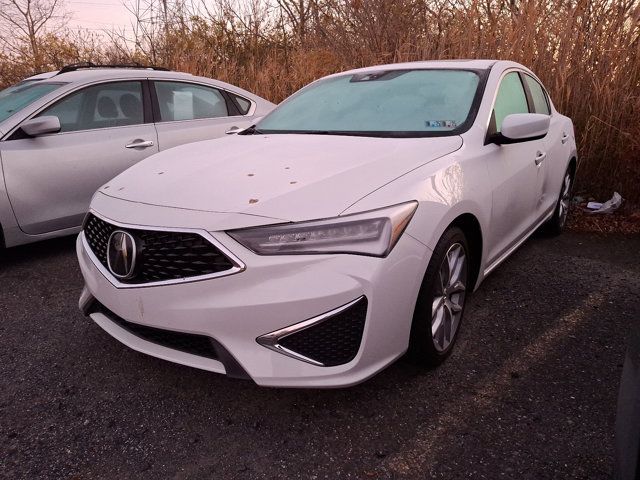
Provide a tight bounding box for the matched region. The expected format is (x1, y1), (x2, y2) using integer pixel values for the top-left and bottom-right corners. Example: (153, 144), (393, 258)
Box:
(425, 120), (457, 128)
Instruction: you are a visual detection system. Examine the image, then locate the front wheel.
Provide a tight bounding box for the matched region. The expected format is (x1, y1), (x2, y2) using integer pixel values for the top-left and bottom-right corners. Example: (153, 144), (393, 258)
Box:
(407, 227), (470, 366)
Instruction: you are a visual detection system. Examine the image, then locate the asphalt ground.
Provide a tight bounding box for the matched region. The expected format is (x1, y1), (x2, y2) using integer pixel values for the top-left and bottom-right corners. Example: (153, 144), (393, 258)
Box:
(1, 231), (639, 479)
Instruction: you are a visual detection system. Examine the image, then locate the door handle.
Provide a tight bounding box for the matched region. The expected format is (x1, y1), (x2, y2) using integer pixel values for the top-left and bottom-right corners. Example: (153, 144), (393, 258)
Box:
(125, 140), (154, 149)
(535, 151), (547, 166)
(561, 132), (570, 144)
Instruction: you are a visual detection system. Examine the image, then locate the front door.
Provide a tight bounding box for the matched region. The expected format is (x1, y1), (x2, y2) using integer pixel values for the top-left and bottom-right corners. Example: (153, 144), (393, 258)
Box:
(484, 71), (545, 265)
(0, 80), (158, 235)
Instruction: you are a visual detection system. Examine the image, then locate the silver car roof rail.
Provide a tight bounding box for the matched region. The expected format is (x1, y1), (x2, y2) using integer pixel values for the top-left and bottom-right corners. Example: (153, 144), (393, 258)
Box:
(56, 62), (170, 75)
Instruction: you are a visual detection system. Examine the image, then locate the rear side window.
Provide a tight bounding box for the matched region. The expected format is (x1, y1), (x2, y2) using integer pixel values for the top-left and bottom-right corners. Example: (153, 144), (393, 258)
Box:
(154, 82), (228, 121)
(492, 72), (529, 132)
(231, 93), (251, 115)
(38, 81), (144, 133)
(523, 75), (551, 115)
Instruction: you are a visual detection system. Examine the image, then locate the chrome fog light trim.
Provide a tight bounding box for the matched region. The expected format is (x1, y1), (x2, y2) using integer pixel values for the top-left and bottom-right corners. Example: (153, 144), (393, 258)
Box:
(256, 296), (366, 366)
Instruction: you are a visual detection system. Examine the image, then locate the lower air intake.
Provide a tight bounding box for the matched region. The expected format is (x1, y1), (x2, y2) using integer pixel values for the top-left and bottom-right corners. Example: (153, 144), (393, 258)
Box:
(93, 303), (219, 360)
(278, 297), (368, 367)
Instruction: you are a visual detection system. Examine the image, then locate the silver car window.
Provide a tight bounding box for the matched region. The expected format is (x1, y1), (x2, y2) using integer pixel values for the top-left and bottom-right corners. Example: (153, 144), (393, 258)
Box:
(523, 75), (551, 115)
(37, 81), (144, 133)
(230, 93), (251, 115)
(0, 82), (64, 123)
(154, 81), (229, 121)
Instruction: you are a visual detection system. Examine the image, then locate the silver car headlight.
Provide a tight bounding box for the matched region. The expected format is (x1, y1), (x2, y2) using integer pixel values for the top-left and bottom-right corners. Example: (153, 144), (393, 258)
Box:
(227, 201), (418, 257)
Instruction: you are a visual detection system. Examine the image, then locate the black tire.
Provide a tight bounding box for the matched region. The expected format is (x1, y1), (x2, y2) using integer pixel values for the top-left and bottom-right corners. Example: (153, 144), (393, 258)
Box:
(407, 226), (470, 366)
(545, 165), (574, 236)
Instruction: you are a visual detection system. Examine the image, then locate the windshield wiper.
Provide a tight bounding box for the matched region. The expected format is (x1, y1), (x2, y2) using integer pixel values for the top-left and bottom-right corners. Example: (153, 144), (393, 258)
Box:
(266, 130), (355, 136)
(255, 129), (420, 138)
(293, 130), (390, 138)
(238, 124), (263, 135)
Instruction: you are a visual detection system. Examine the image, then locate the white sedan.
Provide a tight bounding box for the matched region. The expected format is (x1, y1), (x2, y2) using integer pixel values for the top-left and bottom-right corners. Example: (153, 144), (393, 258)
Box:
(77, 60), (577, 388)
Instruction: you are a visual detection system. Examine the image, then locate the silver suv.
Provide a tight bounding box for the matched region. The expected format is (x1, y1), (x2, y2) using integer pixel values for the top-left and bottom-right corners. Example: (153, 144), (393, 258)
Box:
(0, 64), (275, 248)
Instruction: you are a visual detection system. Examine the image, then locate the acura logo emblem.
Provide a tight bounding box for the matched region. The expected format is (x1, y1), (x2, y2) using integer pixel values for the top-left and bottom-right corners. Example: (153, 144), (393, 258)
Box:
(107, 230), (137, 279)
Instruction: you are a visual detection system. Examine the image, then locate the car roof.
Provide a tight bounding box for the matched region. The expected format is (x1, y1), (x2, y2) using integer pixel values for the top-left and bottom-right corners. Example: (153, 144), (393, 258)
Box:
(42, 68), (197, 82)
(327, 59), (517, 77)
(21, 68), (253, 90)
(315, 59), (539, 86)
(23, 71), (59, 81)
(24, 68), (263, 99)
(367, 59), (497, 70)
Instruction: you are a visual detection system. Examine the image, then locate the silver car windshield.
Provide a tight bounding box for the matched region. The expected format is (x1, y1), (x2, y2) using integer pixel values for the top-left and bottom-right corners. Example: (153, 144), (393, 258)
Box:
(0, 81), (65, 123)
(256, 69), (482, 138)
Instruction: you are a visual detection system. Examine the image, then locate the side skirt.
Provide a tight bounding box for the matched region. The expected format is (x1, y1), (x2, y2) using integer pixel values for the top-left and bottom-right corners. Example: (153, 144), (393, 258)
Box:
(483, 208), (555, 278)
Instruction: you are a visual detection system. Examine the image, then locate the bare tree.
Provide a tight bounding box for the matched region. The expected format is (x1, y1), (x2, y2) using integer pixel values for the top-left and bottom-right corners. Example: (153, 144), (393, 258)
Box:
(277, 0), (315, 42)
(0, 0), (69, 69)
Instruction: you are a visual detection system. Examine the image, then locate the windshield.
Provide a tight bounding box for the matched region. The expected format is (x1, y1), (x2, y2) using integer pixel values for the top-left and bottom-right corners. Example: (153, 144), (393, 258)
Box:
(0, 82), (64, 123)
(256, 69), (482, 137)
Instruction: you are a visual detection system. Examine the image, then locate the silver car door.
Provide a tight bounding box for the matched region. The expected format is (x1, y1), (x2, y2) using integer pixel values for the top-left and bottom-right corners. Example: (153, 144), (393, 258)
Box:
(151, 80), (253, 151)
(483, 71), (545, 266)
(0, 80), (158, 235)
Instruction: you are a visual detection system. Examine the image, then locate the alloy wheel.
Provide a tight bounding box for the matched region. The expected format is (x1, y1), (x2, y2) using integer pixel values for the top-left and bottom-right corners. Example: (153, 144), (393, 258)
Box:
(431, 242), (467, 352)
(558, 172), (572, 228)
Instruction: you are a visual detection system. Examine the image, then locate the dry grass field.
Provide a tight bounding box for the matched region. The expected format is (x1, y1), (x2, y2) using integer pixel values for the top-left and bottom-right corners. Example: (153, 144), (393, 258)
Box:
(1, 0), (639, 202)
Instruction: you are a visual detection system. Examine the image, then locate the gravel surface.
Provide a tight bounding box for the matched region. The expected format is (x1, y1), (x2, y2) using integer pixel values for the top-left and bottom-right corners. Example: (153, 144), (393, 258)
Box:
(1, 232), (639, 479)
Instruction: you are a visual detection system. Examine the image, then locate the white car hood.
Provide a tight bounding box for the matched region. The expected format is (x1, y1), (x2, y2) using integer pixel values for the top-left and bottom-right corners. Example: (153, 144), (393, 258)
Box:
(101, 134), (462, 222)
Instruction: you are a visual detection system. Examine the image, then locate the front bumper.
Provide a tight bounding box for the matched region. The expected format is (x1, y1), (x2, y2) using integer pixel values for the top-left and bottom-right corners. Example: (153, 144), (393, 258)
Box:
(77, 222), (431, 388)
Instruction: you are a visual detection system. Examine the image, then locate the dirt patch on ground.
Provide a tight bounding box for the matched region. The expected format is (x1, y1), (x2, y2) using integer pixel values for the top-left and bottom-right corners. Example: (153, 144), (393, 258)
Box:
(568, 199), (640, 234)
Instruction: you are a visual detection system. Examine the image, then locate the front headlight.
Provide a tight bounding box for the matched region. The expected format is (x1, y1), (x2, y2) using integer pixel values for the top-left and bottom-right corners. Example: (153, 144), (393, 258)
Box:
(227, 201), (418, 257)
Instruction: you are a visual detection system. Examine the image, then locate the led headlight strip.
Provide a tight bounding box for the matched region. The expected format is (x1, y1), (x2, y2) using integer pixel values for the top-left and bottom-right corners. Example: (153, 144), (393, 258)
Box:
(227, 201), (418, 257)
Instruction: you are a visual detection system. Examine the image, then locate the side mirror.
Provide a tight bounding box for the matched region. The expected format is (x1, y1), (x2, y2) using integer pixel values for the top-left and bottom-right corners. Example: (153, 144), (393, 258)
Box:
(491, 113), (550, 144)
(21, 116), (61, 137)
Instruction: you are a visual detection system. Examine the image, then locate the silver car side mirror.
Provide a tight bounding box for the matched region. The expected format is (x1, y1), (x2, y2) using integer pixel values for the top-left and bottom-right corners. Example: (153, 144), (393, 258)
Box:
(225, 126), (242, 135)
(491, 113), (550, 144)
(21, 116), (61, 137)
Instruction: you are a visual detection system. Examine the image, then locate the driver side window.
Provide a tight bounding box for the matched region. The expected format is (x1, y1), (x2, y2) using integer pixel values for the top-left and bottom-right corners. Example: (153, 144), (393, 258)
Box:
(491, 72), (529, 134)
(37, 81), (144, 133)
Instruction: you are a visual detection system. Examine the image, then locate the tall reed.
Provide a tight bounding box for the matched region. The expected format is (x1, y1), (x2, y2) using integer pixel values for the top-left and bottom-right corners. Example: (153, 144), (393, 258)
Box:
(1, 0), (638, 201)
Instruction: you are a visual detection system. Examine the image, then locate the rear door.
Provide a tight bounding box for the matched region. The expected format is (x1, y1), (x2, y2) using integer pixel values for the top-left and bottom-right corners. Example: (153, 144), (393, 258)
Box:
(0, 80), (158, 235)
(522, 73), (568, 217)
(151, 80), (254, 150)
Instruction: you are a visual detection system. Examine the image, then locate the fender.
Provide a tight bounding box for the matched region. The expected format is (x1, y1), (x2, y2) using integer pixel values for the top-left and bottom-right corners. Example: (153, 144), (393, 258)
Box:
(0, 145), (83, 248)
(342, 149), (493, 291)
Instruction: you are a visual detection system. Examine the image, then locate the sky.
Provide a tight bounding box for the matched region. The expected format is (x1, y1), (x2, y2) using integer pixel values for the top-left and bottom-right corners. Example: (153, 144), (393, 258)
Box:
(66, 0), (136, 35)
